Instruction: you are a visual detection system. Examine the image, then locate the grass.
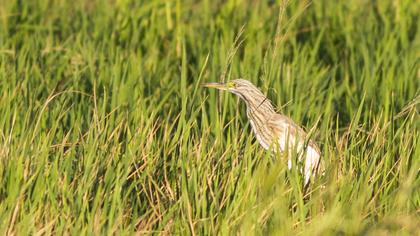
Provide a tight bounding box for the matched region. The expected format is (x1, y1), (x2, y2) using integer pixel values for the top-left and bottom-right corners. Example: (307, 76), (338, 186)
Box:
(0, 0), (419, 235)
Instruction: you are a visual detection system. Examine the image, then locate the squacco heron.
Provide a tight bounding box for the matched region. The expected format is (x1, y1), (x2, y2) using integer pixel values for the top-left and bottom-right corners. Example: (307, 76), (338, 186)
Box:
(204, 79), (322, 186)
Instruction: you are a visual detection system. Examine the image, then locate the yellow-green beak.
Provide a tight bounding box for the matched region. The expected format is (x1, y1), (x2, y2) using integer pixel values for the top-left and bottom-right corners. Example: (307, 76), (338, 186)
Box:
(202, 82), (228, 90)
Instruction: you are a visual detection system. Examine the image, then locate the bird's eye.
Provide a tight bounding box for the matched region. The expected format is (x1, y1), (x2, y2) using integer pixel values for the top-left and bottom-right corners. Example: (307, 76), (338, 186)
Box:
(227, 81), (236, 89)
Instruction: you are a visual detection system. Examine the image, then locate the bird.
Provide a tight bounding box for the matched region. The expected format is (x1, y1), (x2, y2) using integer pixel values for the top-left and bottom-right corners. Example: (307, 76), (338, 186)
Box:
(203, 79), (322, 186)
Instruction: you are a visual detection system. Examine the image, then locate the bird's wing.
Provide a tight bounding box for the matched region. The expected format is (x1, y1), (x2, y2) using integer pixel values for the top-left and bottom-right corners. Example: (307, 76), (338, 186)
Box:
(266, 114), (307, 148)
(267, 113), (320, 151)
(267, 114), (322, 185)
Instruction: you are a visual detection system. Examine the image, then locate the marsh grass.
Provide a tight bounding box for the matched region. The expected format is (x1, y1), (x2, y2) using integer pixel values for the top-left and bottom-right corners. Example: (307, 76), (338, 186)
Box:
(0, 0), (419, 235)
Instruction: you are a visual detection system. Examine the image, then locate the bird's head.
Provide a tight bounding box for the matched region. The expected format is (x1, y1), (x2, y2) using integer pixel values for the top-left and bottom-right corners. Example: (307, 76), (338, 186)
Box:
(203, 78), (276, 114)
(202, 79), (257, 97)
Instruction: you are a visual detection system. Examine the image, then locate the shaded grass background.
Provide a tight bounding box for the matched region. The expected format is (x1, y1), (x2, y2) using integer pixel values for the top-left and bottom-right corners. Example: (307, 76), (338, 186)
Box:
(0, 0), (419, 234)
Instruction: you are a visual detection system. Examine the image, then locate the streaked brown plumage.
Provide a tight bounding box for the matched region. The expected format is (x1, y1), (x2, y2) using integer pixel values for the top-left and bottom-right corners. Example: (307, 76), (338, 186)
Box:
(203, 79), (322, 186)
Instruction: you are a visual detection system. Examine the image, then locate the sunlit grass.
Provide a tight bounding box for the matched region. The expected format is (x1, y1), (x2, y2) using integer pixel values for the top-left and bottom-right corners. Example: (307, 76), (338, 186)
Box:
(0, 0), (419, 235)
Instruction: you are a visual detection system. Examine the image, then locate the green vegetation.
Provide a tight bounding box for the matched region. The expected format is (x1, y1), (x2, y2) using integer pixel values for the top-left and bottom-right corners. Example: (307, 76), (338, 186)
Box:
(0, 0), (419, 235)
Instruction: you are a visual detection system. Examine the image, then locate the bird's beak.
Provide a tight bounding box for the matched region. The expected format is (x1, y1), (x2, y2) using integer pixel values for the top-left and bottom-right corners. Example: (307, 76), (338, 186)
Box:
(202, 82), (228, 90)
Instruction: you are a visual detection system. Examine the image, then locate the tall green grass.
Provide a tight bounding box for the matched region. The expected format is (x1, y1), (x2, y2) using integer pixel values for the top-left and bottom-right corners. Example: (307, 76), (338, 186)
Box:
(0, 0), (419, 234)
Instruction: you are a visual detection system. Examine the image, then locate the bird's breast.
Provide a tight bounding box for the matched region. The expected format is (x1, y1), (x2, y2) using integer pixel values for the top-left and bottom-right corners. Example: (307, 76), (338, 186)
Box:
(248, 116), (271, 150)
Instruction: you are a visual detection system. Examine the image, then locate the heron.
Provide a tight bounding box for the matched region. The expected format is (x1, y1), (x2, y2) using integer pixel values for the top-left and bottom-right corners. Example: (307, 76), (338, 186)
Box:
(203, 79), (322, 186)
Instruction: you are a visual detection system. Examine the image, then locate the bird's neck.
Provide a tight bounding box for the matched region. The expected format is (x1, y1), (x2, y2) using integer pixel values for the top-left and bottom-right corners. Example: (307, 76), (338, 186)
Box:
(242, 95), (276, 118)
(240, 94), (276, 150)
